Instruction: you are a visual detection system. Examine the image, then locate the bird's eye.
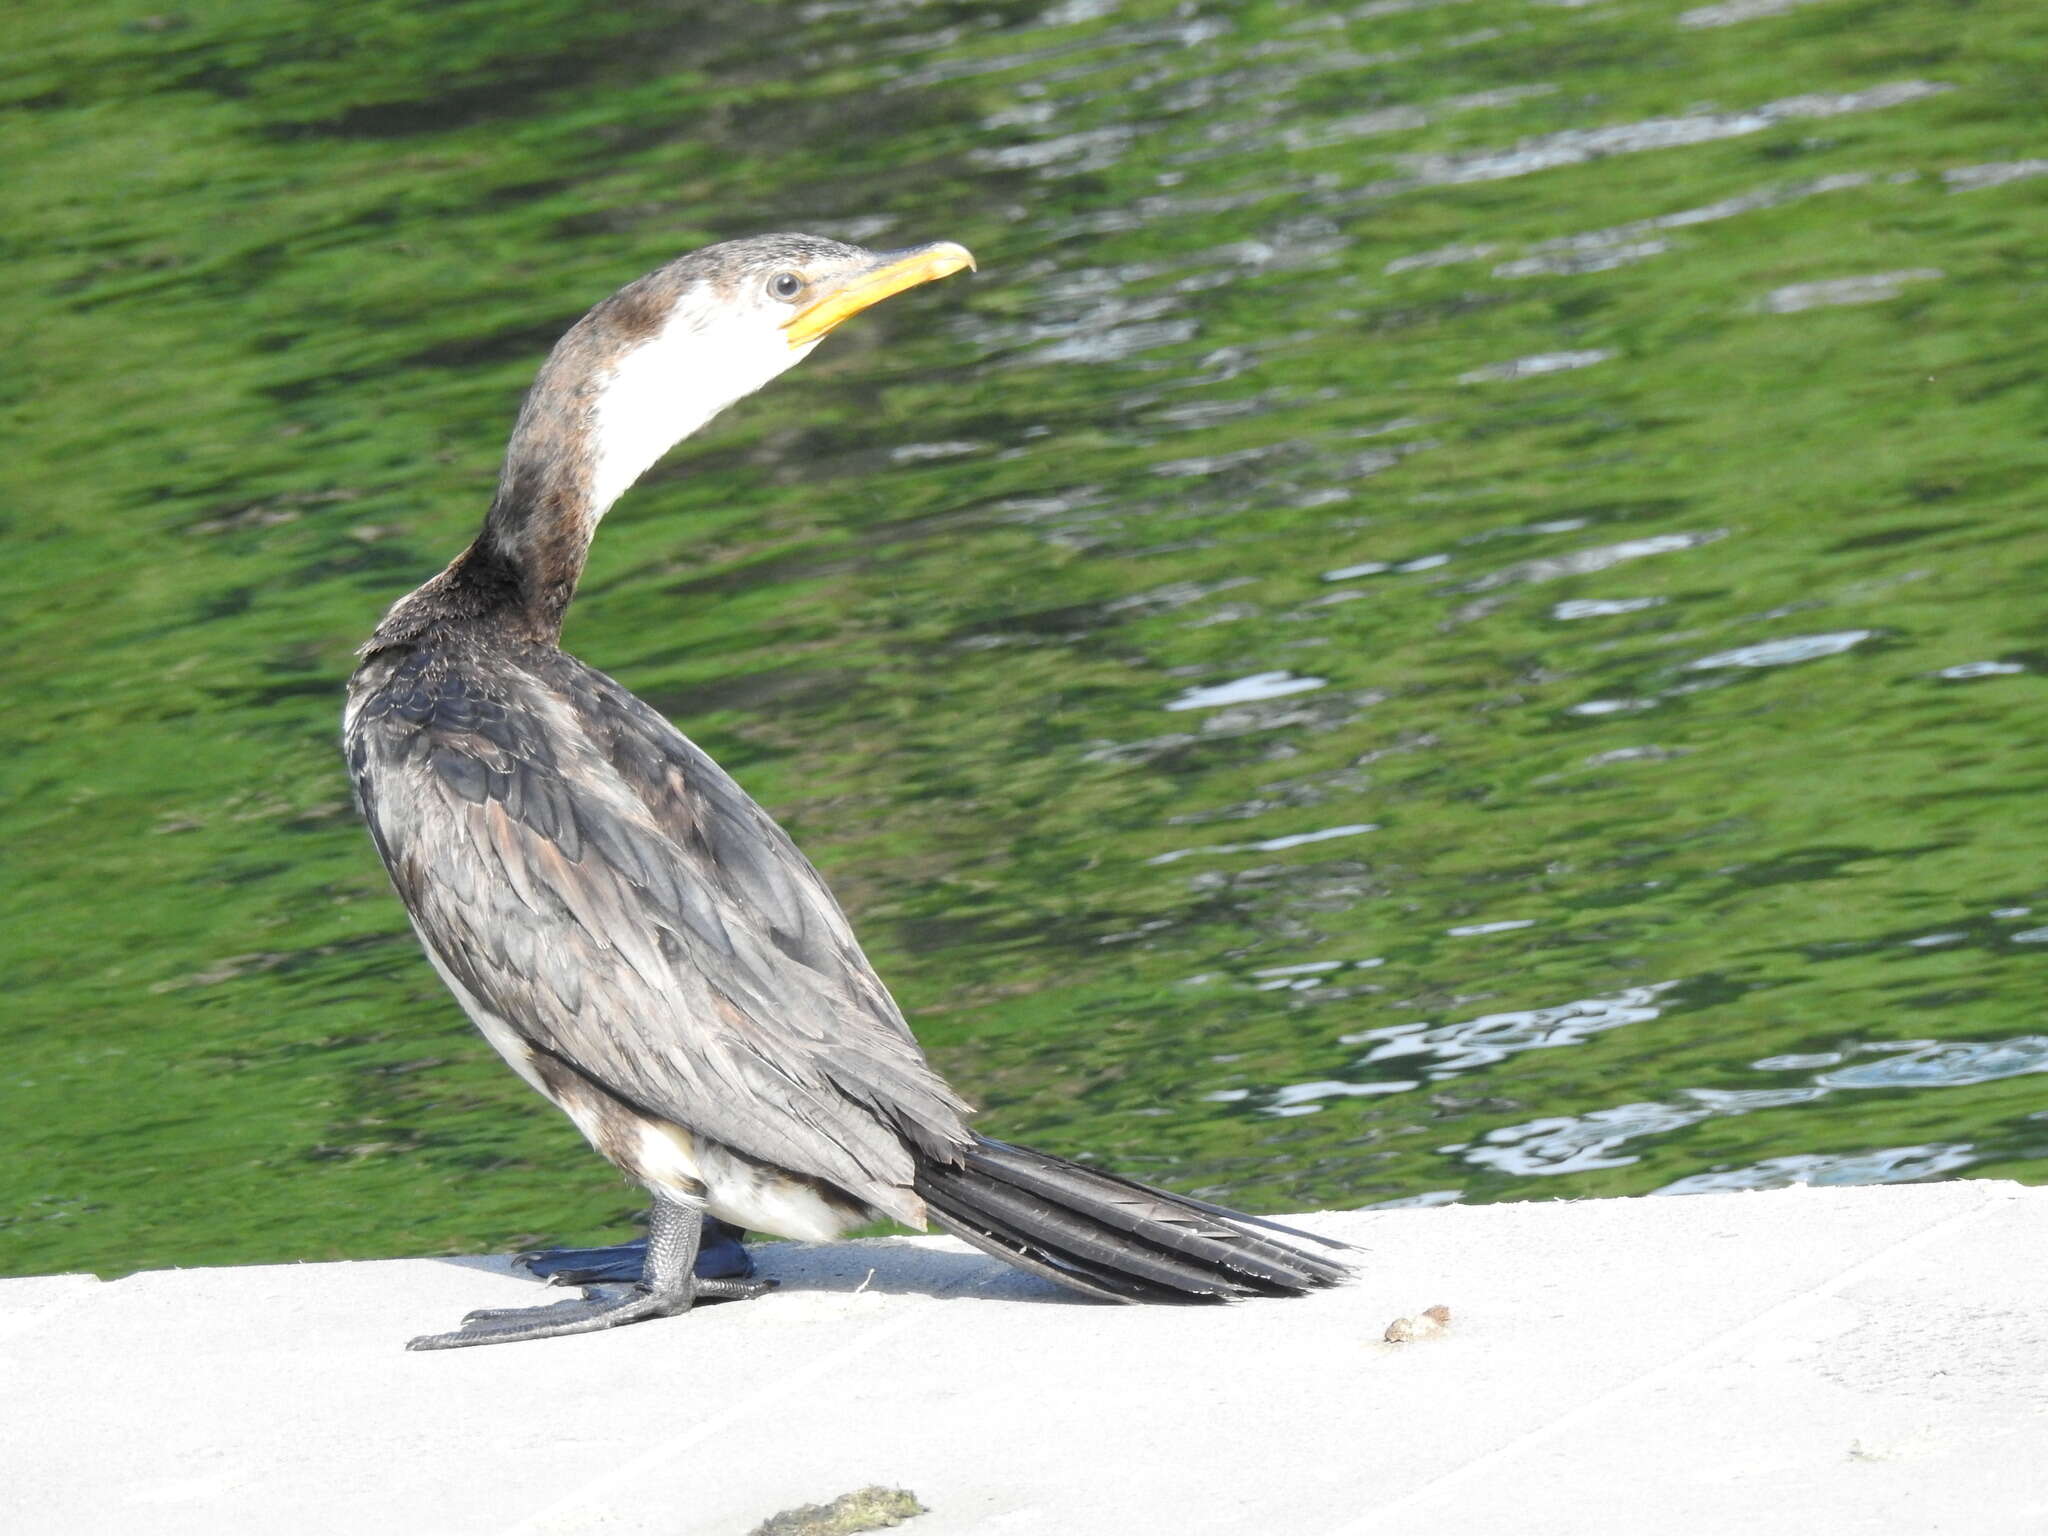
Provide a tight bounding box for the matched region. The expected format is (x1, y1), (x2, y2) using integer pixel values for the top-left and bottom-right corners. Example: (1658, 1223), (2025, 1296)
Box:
(767, 271), (805, 302)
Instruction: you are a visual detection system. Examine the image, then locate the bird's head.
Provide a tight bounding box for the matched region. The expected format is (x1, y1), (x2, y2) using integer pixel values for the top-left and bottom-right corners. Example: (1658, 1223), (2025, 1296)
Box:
(551, 234), (975, 513)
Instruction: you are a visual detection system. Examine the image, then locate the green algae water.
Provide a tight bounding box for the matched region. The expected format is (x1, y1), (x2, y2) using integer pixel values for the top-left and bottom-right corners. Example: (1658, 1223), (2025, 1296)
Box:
(4, 0), (2044, 1277)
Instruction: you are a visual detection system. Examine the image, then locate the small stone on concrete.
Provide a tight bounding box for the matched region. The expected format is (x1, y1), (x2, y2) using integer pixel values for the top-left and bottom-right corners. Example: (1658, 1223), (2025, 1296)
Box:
(1384, 1302), (1453, 1342)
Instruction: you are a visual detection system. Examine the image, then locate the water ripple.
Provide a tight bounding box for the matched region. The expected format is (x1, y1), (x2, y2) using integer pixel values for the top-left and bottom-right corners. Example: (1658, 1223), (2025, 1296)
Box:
(1446, 918), (1535, 936)
(1082, 688), (1386, 765)
(1342, 982), (1676, 1074)
(1386, 241), (1500, 274)
(1678, 0), (1836, 28)
(1165, 671), (1328, 711)
(1464, 1102), (1710, 1175)
(1365, 1189), (1465, 1210)
(1570, 697), (1659, 716)
(1457, 530), (1725, 592)
(1147, 821), (1377, 866)
(1655, 1144), (1975, 1194)
(1688, 630), (1875, 669)
(1817, 1037), (2048, 1090)
(1459, 348), (1613, 383)
(1392, 172), (1878, 276)
(1282, 83), (1556, 151)
(1943, 160), (2048, 193)
(1757, 269), (1944, 313)
(1265, 1077), (1422, 1115)
(1495, 239), (1671, 279)
(1390, 82), (1950, 189)
(1680, 1086), (1829, 1112)
(1935, 660), (2026, 679)
(1555, 596), (1666, 618)
(1754, 1052), (1845, 1071)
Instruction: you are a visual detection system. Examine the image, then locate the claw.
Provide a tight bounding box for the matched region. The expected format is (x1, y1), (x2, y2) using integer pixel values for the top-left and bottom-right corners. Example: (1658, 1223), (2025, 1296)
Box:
(457, 1289), (611, 1327)
(697, 1276), (777, 1303)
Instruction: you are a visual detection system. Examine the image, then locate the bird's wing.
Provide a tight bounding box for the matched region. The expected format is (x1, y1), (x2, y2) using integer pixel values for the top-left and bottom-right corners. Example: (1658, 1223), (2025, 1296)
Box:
(345, 647), (972, 1203)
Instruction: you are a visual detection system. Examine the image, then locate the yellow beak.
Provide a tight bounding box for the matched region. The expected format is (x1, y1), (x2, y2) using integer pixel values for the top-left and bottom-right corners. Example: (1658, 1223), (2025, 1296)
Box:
(782, 241), (976, 348)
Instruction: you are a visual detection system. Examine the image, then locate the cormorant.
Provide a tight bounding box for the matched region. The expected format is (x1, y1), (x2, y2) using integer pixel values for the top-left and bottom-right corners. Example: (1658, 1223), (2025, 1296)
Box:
(344, 234), (1350, 1350)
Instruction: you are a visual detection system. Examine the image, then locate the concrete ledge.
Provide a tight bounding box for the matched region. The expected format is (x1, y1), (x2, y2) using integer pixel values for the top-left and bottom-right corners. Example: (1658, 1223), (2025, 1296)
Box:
(6, 1181), (2044, 1534)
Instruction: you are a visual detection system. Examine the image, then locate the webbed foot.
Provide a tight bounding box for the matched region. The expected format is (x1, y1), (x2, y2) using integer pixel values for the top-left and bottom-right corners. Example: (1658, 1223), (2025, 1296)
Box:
(411, 1200), (766, 1351)
(408, 1284), (681, 1350)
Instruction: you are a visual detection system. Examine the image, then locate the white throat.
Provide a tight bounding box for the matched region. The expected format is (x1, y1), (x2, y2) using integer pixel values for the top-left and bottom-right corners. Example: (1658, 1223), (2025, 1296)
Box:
(586, 307), (819, 516)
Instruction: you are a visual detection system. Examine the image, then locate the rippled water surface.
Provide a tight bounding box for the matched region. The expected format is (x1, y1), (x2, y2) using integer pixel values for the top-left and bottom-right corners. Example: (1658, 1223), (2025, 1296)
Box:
(5, 0), (2044, 1275)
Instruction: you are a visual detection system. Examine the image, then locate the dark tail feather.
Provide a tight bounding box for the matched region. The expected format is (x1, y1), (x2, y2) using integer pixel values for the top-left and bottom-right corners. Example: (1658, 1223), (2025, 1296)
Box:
(912, 1135), (1353, 1304)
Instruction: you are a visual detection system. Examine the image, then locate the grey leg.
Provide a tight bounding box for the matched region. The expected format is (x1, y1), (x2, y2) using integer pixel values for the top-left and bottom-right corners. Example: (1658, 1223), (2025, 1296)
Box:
(408, 1196), (773, 1351)
(514, 1216), (752, 1285)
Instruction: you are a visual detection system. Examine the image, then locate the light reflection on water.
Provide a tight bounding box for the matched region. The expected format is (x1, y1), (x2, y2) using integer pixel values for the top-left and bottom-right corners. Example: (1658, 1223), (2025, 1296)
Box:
(1345, 984), (1674, 1072)
(1148, 822), (1376, 866)
(1385, 81), (1951, 189)
(1656, 1145), (1977, 1196)
(1818, 1039), (2048, 1091)
(1230, 1012), (2048, 1192)
(1687, 631), (1877, 670)
(1164, 671), (1330, 711)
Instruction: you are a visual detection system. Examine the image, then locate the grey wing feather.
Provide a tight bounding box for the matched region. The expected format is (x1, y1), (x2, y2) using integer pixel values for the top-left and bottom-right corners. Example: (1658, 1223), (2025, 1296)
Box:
(346, 647), (973, 1205)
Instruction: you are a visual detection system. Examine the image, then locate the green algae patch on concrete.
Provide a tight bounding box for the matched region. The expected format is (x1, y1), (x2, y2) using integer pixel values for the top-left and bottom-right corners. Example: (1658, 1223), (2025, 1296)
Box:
(746, 1485), (927, 1536)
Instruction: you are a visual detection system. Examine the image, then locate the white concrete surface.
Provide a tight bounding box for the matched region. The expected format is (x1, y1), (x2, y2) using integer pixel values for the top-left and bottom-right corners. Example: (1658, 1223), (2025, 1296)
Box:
(4, 1181), (2043, 1535)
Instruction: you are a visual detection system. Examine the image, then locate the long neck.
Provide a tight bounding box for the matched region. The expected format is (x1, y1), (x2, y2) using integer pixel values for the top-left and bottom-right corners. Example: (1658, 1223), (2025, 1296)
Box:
(365, 285), (805, 656)
(436, 298), (793, 644)
(452, 365), (610, 640)
(439, 301), (702, 643)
